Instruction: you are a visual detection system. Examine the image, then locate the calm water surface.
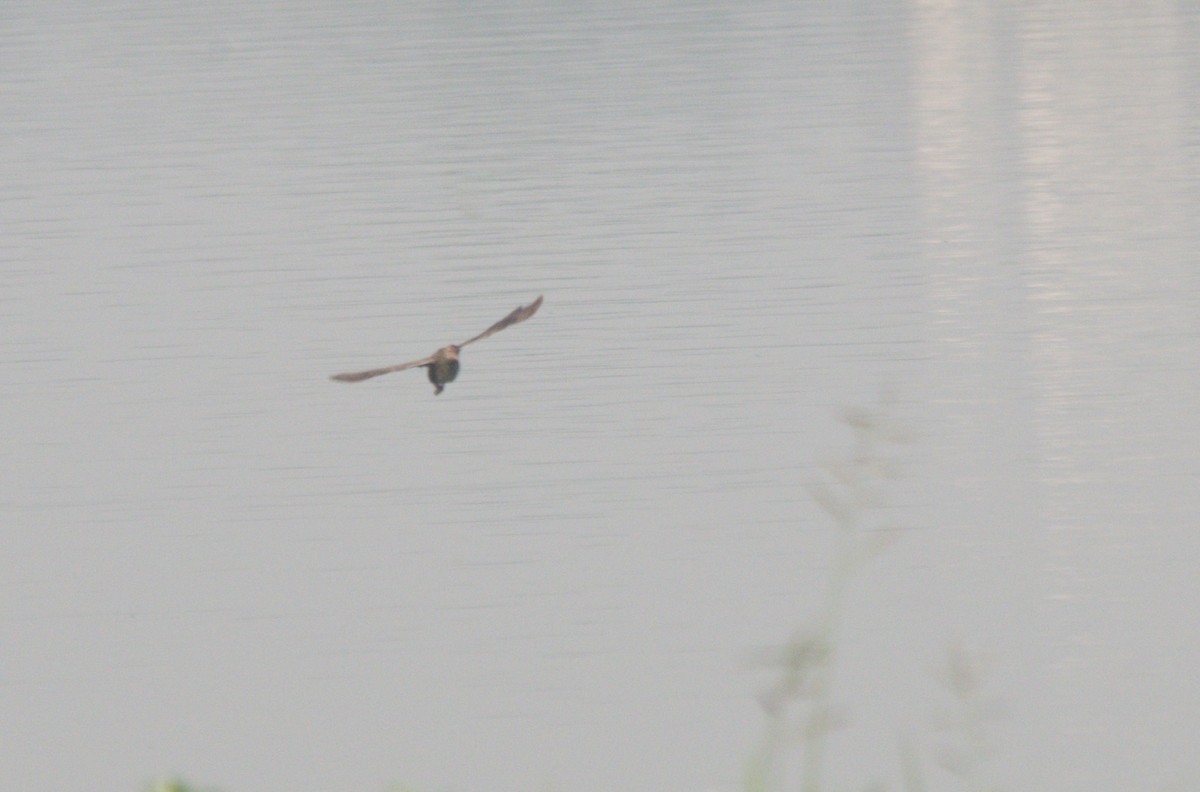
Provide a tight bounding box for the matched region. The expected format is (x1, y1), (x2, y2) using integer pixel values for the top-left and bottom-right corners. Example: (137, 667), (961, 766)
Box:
(3, 3), (1198, 791)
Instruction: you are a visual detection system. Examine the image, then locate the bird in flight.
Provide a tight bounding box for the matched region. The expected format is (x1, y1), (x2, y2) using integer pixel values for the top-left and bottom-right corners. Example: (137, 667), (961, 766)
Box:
(330, 295), (543, 395)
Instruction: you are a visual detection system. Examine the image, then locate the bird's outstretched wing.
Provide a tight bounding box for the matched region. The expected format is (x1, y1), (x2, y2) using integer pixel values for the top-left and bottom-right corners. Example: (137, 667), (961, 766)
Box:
(458, 295), (543, 348)
(330, 355), (436, 383)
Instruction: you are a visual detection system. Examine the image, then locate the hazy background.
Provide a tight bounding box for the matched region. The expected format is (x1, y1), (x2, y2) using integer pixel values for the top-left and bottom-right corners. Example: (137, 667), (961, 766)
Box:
(3, 3), (1198, 791)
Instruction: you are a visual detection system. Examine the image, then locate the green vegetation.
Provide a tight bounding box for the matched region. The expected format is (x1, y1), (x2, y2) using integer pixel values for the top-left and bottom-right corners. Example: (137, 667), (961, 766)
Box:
(146, 780), (220, 792)
(148, 403), (1005, 792)
(746, 402), (1002, 792)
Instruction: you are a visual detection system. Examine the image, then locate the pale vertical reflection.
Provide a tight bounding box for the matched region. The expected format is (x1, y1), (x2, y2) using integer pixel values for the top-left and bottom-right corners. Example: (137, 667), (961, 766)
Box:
(1016, 3), (1188, 785)
(912, 1), (999, 354)
(914, 3), (1195, 786)
(911, 1), (1014, 438)
(911, 4), (1024, 533)
(1018, 8), (1183, 626)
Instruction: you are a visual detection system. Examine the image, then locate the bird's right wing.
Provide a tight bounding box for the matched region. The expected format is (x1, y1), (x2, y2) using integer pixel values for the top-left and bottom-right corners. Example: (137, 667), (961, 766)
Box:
(458, 295), (543, 348)
(330, 355), (435, 383)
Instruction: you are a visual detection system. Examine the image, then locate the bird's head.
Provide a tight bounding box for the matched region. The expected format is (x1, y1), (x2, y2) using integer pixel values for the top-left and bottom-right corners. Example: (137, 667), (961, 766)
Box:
(445, 345), (460, 359)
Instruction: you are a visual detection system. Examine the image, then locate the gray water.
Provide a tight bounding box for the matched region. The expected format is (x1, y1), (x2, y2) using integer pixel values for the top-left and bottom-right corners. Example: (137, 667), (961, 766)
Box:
(3, 3), (1198, 792)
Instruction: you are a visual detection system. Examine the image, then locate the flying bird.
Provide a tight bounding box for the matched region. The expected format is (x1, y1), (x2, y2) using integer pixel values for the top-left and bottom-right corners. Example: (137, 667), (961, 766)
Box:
(330, 295), (543, 395)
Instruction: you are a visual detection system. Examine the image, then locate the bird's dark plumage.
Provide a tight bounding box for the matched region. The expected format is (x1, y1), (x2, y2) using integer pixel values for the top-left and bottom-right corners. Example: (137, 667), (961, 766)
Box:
(330, 295), (542, 394)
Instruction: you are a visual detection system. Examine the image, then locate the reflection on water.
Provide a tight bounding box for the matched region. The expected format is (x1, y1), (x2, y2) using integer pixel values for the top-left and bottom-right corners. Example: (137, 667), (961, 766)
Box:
(3, 2), (1198, 791)
(914, 4), (1200, 790)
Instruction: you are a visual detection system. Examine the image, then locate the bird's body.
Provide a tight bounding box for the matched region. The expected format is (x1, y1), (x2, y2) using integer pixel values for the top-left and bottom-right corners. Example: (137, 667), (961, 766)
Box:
(424, 346), (460, 395)
(331, 295), (542, 395)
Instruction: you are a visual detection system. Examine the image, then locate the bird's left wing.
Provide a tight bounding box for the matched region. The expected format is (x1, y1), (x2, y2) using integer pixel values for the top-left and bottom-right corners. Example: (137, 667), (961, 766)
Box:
(330, 355), (436, 383)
